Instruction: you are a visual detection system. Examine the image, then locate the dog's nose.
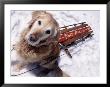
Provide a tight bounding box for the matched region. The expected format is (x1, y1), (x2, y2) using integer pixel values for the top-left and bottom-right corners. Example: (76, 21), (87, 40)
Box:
(29, 34), (38, 42)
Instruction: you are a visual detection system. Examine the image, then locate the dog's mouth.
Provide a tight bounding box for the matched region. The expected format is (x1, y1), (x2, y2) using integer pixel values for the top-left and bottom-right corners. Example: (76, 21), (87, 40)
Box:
(32, 37), (52, 47)
(39, 39), (47, 45)
(40, 39), (46, 43)
(39, 37), (54, 46)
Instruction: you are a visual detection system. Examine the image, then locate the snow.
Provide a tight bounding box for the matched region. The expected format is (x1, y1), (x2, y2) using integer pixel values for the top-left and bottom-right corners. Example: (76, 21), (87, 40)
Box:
(11, 10), (100, 77)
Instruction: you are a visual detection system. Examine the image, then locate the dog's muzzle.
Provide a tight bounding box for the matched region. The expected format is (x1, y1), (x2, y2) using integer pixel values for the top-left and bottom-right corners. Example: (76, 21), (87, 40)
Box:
(28, 35), (57, 47)
(29, 34), (38, 42)
(36, 37), (56, 47)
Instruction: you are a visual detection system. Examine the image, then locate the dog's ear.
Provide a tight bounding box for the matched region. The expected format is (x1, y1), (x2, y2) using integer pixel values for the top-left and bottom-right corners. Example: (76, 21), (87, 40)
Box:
(32, 11), (53, 19)
(27, 19), (36, 29)
(32, 11), (47, 19)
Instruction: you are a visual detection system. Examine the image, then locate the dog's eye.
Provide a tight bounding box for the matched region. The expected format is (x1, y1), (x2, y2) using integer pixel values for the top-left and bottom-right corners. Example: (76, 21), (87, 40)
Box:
(38, 20), (41, 25)
(45, 30), (51, 34)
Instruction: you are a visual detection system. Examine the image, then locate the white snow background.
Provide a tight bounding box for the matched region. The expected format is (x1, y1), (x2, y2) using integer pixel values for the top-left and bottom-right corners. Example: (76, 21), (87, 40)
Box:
(11, 11), (100, 77)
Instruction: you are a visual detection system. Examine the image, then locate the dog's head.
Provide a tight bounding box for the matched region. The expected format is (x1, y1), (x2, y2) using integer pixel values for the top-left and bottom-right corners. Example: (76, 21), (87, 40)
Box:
(25, 11), (59, 47)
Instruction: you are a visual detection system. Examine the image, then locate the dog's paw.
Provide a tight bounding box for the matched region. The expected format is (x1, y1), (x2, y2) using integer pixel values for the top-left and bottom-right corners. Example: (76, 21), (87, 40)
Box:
(12, 64), (23, 72)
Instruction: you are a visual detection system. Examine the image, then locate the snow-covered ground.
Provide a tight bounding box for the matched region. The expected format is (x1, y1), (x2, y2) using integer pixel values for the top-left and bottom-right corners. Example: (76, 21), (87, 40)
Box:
(11, 11), (100, 77)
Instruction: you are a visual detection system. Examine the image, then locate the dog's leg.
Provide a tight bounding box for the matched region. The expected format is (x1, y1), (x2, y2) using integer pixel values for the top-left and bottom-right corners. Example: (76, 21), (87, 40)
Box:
(46, 66), (62, 77)
(62, 72), (70, 77)
(51, 67), (70, 77)
(12, 61), (28, 72)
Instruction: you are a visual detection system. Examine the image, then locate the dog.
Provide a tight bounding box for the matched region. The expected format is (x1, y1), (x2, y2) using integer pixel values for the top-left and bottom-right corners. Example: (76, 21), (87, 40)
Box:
(13, 11), (69, 77)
